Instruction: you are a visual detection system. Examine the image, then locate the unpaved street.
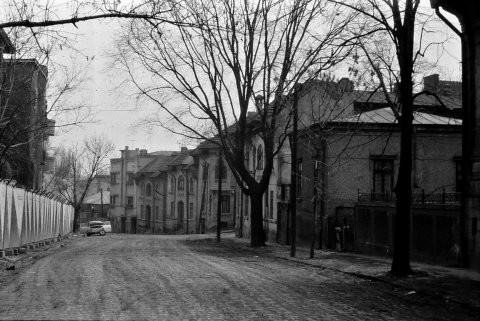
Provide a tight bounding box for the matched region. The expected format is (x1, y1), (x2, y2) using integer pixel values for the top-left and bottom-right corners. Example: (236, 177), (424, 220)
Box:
(0, 234), (476, 320)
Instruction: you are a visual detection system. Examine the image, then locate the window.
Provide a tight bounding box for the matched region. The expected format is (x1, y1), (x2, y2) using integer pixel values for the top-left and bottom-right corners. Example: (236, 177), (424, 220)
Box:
(140, 205), (144, 217)
(178, 176), (185, 191)
(170, 202), (175, 217)
(140, 182), (145, 196)
(127, 172), (134, 184)
(155, 206), (159, 216)
(372, 157), (394, 193)
(189, 203), (193, 219)
(221, 195), (230, 213)
(189, 177), (194, 193)
(110, 173), (118, 184)
(215, 163), (227, 180)
(297, 158), (303, 198)
(146, 183), (152, 196)
(127, 196), (133, 207)
(170, 177), (176, 192)
(257, 145), (263, 170)
(110, 195), (118, 205)
(155, 184), (160, 197)
(252, 147), (257, 171)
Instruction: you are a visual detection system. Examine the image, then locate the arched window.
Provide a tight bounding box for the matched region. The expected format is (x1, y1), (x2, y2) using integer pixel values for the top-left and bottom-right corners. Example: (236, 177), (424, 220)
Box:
(170, 177), (176, 192)
(189, 177), (194, 193)
(215, 163), (227, 180)
(257, 145), (263, 170)
(146, 183), (152, 197)
(178, 175), (185, 191)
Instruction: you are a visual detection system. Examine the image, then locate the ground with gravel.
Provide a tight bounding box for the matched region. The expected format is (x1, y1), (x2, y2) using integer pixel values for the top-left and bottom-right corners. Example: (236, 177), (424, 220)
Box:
(0, 233), (477, 320)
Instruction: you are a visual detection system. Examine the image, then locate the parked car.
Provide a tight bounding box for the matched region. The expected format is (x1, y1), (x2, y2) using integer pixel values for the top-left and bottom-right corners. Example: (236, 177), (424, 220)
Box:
(103, 221), (112, 233)
(86, 221), (106, 236)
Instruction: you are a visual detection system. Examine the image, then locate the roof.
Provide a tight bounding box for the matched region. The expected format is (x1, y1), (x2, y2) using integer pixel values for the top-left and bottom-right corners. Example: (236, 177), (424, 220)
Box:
(168, 149), (193, 166)
(83, 190), (110, 205)
(0, 29), (15, 53)
(341, 90), (462, 112)
(137, 154), (177, 173)
(332, 107), (462, 126)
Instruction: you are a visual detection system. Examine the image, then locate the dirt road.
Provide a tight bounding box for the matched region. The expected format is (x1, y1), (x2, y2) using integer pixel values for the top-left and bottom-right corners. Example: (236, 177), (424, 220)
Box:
(0, 234), (476, 320)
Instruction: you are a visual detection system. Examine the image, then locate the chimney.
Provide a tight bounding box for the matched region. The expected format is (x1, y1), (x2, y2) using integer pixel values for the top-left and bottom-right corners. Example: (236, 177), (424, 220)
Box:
(254, 95), (264, 110)
(423, 74), (439, 92)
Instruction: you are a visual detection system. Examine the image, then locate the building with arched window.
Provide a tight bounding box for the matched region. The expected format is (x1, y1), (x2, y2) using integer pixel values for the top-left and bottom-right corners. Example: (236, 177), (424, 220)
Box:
(165, 147), (197, 233)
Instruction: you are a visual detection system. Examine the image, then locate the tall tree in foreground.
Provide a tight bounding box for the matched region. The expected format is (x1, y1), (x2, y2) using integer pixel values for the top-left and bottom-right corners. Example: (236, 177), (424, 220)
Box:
(335, 0), (451, 276)
(115, 0), (354, 246)
(47, 136), (114, 232)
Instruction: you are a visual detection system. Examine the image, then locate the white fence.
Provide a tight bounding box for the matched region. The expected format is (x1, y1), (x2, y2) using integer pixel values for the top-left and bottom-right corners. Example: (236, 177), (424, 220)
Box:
(0, 182), (74, 250)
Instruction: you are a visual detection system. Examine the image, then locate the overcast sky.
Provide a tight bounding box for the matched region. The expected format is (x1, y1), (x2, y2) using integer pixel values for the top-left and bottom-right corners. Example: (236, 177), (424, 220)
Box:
(37, 1), (463, 159)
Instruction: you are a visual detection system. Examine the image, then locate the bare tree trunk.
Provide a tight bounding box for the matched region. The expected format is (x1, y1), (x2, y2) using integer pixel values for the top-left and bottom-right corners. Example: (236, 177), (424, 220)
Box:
(217, 153), (222, 242)
(250, 191), (265, 247)
(391, 47), (414, 276)
(73, 206), (81, 233)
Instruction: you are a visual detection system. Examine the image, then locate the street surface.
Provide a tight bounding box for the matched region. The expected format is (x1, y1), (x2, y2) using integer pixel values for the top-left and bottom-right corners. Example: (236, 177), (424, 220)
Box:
(0, 234), (477, 320)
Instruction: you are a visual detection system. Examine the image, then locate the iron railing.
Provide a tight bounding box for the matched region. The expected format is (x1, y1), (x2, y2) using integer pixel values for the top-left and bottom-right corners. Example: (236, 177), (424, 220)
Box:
(358, 189), (460, 204)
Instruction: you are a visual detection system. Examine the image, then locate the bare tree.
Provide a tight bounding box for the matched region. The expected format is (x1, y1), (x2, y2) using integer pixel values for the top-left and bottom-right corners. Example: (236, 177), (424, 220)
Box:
(47, 136), (114, 232)
(332, 0), (454, 276)
(114, 0), (355, 246)
(0, 0), (174, 30)
(0, 1), (182, 188)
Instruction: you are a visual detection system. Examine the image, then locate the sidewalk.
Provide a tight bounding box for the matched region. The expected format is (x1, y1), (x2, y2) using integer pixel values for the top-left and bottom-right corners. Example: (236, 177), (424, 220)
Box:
(218, 232), (480, 310)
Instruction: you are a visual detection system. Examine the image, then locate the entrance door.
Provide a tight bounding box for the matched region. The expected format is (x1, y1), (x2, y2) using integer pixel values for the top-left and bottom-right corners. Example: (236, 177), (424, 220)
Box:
(131, 217), (137, 234)
(121, 217), (126, 233)
(177, 201), (184, 228)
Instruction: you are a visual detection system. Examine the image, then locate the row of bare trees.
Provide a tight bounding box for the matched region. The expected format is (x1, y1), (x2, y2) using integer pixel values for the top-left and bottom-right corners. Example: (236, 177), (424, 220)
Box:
(1, 0), (458, 275)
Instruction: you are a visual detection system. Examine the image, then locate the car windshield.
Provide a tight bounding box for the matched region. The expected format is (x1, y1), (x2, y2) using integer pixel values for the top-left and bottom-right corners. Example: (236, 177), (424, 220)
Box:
(103, 221), (111, 225)
(89, 221), (104, 227)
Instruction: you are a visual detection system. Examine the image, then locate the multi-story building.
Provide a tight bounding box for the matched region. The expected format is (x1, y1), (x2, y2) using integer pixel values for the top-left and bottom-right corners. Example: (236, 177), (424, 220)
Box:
(0, 55), (55, 188)
(109, 147), (177, 233)
(193, 139), (236, 233)
(296, 107), (462, 262)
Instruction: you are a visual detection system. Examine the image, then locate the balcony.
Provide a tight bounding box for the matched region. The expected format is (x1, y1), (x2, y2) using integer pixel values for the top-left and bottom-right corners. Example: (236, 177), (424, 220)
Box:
(357, 189), (460, 205)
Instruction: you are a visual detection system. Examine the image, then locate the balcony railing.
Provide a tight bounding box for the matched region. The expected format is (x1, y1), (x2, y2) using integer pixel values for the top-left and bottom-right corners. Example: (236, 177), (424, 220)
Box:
(358, 189), (460, 205)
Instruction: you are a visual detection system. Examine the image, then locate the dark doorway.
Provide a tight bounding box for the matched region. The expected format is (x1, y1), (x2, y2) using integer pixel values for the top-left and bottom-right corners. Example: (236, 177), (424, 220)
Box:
(131, 217), (137, 234)
(177, 201), (184, 228)
(121, 217), (126, 233)
(145, 205), (151, 229)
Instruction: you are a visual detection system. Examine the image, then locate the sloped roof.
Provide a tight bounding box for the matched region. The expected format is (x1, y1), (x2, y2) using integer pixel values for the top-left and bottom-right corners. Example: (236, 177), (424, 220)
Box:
(332, 107), (462, 126)
(137, 154), (178, 173)
(83, 190), (110, 205)
(0, 29), (15, 53)
(168, 149), (192, 166)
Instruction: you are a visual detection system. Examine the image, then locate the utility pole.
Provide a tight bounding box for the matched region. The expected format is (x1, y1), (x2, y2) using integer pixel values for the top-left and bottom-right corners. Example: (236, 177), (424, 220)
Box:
(290, 88), (298, 257)
(186, 170), (189, 235)
(100, 188), (104, 218)
(310, 160), (319, 259)
(217, 151), (222, 242)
